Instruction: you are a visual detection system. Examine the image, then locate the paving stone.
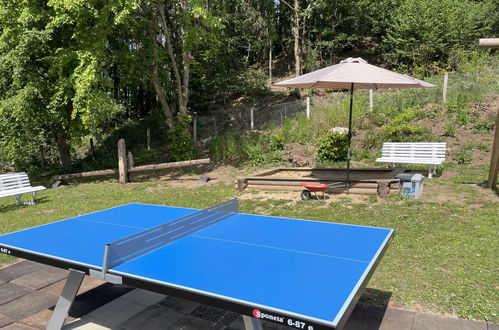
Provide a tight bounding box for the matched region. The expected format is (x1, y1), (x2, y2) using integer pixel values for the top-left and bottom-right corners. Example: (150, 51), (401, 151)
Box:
(20, 308), (75, 329)
(190, 304), (238, 324)
(0, 315), (15, 327)
(344, 303), (386, 330)
(63, 319), (111, 330)
(85, 298), (148, 328)
(489, 323), (499, 330)
(379, 307), (416, 330)
(1, 322), (38, 330)
(69, 283), (134, 318)
(159, 296), (201, 314)
(169, 315), (225, 330)
(413, 313), (487, 330)
(119, 289), (166, 307)
(40, 276), (104, 297)
(11, 267), (69, 290)
(227, 316), (245, 330)
(117, 303), (185, 330)
(0, 283), (32, 305)
(0, 261), (45, 282)
(0, 291), (57, 320)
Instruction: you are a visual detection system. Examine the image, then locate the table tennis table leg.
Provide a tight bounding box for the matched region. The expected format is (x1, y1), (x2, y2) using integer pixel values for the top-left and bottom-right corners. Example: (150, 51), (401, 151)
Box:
(243, 315), (263, 330)
(46, 270), (85, 330)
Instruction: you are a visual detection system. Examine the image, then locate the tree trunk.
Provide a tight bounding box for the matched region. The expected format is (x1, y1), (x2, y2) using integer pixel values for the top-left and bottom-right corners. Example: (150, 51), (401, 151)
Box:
(150, 27), (174, 128)
(55, 129), (71, 169)
(292, 0), (302, 98)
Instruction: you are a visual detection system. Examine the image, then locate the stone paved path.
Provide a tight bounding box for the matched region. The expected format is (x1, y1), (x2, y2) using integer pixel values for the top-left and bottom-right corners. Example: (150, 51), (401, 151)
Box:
(0, 261), (497, 330)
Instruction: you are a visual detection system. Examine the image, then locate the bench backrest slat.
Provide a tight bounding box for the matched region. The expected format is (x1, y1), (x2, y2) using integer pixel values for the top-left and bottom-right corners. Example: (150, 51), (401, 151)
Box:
(381, 142), (446, 160)
(0, 172), (32, 191)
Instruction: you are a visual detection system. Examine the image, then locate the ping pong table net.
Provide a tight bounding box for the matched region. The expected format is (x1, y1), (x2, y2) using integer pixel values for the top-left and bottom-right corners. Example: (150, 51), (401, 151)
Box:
(101, 198), (239, 274)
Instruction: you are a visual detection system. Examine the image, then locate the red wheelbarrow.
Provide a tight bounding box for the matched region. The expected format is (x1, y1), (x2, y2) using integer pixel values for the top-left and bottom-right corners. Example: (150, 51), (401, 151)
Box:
(300, 183), (330, 200)
(300, 182), (345, 200)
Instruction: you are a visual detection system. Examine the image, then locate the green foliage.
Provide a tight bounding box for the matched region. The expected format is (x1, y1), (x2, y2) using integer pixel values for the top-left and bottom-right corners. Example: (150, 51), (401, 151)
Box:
(453, 148), (473, 165)
(206, 131), (284, 166)
(383, 0), (496, 70)
(316, 132), (348, 162)
(473, 120), (495, 133)
(382, 124), (432, 142)
(442, 124), (457, 137)
(167, 114), (195, 162)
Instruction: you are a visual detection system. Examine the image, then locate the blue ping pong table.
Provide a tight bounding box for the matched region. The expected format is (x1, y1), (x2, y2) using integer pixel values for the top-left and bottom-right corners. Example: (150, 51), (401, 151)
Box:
(0, 198), (393, 330)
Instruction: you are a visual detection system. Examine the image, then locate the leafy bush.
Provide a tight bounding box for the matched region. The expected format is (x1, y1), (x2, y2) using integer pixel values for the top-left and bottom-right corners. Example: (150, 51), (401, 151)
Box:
(382, 124), (433, 142)
(473, 120), (495, 133)
(167, 113), (195, 162)
(453, 148), (473, 165)
(316, 131), (348, 162)
(206, 131), (284, 166)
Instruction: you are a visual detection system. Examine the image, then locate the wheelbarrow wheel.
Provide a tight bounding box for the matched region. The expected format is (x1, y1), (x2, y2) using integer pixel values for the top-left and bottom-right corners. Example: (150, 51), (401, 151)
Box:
(300, 189), (312, 200)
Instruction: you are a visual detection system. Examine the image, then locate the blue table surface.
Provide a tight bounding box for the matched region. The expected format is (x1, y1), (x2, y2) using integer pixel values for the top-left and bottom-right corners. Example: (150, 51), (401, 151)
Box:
(0, 203), (393, 325)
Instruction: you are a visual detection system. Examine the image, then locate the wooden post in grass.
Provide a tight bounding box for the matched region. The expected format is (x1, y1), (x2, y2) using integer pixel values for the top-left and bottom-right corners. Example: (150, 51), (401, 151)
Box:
(118, 138), (128, 184)
(369, 90), (374, 112)
(146, 128), (151, 150)
(306, 96), (311, 119)
(479, 37), (499, 188)
(250, 108), (254, 130)
(442, 72), (449, 103)
(486, 110), (499, 188)
(193, 113), (197, 142)
(127, 151), (134, 182)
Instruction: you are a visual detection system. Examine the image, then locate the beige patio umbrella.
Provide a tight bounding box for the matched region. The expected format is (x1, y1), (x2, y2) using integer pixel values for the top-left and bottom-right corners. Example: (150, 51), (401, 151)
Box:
(274, 57), (435, 193)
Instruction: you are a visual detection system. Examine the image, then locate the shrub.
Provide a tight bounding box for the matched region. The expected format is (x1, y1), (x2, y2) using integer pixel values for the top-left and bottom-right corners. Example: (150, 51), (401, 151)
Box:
(473, 120), (495, 133)
(443, 124), (457, 137)
(167, 113), (195, 161)
(316, 131), (348, 162)
(453, 148), (473, 165)
(381, 124), (433, 142)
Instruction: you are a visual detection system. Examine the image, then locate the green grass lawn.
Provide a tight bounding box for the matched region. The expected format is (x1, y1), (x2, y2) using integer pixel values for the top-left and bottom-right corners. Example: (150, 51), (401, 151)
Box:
(0, 167), (497, 322)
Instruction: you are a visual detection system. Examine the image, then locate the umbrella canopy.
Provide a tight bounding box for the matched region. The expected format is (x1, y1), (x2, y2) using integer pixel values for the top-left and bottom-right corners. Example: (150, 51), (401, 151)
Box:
(274, 57), (435, 194)
(274, 57), (435, 90)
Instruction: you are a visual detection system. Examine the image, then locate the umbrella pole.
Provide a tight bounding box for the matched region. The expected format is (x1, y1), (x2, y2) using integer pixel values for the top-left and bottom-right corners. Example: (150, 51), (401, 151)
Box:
(346, 83), (354, 194)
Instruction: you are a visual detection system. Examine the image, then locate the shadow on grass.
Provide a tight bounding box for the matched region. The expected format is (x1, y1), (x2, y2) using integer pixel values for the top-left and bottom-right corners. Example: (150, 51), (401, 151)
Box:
(0, 196), (50, 212)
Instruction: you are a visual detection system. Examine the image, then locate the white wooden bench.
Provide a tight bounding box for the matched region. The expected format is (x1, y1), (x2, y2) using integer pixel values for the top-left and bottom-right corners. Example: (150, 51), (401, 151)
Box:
(376, 142), (447, 178)
(0, 172), (46, 205)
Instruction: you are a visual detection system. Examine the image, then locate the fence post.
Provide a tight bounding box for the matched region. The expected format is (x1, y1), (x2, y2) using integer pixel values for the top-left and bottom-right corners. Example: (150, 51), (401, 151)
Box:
(369, 89), (374, 112)
(118, 138), (128, 184)
(306, 97), (310, 120)
(250, 108), (254, 131)
(193, 112), (197, 142)
(213, 115), (218, 136)
(127, 151), (134, 182)
(146, 128), (151, 150)
(486, 109), (499, 188)
(443, 72), (449, 103)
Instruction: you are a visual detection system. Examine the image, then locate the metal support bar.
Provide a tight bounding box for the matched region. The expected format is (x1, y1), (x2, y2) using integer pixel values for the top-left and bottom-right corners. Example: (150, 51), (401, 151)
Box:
(243, 316), (264, 330)
(46, 270), (85, 330)
(345, 83), (355, 194)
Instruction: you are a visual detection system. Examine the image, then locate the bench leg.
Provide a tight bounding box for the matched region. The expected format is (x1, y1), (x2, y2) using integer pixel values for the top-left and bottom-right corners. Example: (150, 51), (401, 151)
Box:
(15, 195), (21, 205)
(46, 270), (85, 330)
(428, 165), (436, 178)
(243, 315), (263, 330)
(30, 191), (36, 205)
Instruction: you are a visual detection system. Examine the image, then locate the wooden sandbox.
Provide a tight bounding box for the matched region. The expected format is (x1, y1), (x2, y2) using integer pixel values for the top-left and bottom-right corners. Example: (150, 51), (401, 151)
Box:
(236, 167), (408, 196)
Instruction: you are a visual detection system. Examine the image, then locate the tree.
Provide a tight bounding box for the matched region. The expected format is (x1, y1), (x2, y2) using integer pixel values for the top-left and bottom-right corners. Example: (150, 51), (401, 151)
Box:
(0, 0), (132, 169)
